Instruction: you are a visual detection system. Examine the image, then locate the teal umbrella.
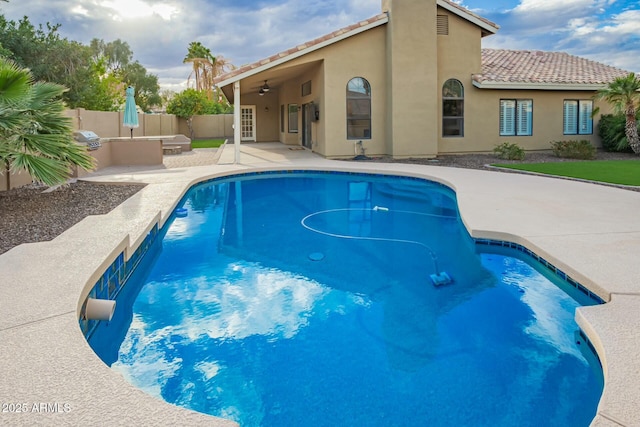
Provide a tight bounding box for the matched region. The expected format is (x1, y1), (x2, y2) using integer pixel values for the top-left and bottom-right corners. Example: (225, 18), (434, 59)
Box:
(123, 86), (139, 138)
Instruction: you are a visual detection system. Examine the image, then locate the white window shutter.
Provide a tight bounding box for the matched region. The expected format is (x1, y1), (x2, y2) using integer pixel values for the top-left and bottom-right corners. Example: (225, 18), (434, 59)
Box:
(517, 100), (532, 136)
(564, 101), (578, 135)
(579, 100), (593, 134)
(500, 100), (516, 136)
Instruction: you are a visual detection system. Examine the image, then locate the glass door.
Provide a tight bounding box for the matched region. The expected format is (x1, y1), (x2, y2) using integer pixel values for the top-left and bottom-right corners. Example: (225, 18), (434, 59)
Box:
(240, 106), (256, 141)
(302, 103), (312, 149)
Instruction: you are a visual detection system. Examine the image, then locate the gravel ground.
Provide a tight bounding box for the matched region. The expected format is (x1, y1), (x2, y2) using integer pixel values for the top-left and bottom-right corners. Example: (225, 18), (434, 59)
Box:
(0, 181), (145, 255)
(0, 150), (637, 255)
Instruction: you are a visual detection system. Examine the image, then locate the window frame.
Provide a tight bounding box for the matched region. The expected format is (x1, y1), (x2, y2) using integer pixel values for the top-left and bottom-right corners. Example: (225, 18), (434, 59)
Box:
(302, 81), (312, 97)
(500, 99), (533, 137)
(288, 104), (298, 133)
(442, 79), (464, 137)
(280, 105), (285, 133)
(563, 99), (593, 135)
(346, 77), (372, 140)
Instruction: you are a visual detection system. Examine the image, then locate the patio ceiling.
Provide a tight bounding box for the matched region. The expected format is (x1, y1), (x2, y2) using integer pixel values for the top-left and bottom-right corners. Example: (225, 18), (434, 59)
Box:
(220, 60), (323, 102)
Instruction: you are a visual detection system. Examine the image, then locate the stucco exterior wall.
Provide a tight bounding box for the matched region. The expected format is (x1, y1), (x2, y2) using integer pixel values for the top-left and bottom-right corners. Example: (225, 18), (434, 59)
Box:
(262, 27), (386, 157)
(74, 140), (163, 178)
(109, 140), (163, 165)
(304, 64), (325, 153)
(436, 8), (483, 152)
(322, 27), (387, 158)
(276, 78), (304, 145)
(245, 91), (280, 142)
(439, 88), (613, 153)
(275, 64), (324, 149)
(385, 0), (439, 158)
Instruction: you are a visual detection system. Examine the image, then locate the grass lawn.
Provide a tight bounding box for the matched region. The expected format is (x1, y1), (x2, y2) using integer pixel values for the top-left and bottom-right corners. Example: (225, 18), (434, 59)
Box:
(191, 139), (226, 149)
(492, 160), (640, 186)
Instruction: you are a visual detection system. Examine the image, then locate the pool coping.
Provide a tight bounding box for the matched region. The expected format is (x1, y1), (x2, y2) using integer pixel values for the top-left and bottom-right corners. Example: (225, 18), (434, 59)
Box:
(1, 144), (639, 426)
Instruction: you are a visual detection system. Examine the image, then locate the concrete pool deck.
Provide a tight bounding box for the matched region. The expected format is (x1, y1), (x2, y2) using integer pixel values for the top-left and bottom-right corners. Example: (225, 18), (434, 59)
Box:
(1, 142), (639, 426)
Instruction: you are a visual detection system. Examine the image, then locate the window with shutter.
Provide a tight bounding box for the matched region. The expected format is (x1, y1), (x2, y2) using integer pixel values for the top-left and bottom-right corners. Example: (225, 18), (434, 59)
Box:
(500, 99), (532, 136)
(563, 99), (593, 135)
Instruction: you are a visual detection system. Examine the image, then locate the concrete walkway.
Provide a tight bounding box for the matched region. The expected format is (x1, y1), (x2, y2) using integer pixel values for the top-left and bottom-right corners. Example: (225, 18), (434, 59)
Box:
(1, 143), (639, 426)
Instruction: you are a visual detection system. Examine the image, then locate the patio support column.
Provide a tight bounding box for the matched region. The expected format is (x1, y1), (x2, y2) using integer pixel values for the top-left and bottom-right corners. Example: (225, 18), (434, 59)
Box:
(233, 81), (241, 163)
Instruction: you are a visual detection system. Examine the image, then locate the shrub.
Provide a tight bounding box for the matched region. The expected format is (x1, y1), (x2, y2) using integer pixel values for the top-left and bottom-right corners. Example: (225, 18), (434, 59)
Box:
(493, 142), (525, 160)
(550, 140), (596, 159)
(598, 113), (638, 153)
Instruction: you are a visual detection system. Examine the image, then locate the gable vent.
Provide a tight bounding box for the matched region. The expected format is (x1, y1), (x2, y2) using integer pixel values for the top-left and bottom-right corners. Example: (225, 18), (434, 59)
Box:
(437, 15), (449, 35)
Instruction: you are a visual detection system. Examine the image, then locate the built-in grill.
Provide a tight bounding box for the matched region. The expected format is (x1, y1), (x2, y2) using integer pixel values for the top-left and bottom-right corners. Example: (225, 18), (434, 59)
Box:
(73, 130), (102, 151)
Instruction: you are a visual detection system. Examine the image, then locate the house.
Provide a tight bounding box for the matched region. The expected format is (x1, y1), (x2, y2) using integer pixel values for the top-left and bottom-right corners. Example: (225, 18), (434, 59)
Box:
(213, 0), (630, 159)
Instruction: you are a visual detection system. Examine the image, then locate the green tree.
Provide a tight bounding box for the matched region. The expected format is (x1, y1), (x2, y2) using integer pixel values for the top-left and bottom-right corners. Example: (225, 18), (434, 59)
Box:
(0, 58), (95, 189)
(89, 38), (133, 76)
(78, 56), (125, 111)
(594, 73), (640, 154)
(90, 38), (161, 112)
(121, 61), (161, 112)
(0, 13), (161, 112)
(166, 88), (223, 139)
(0, 16), (97, 109)
(598, 113), (640, 152)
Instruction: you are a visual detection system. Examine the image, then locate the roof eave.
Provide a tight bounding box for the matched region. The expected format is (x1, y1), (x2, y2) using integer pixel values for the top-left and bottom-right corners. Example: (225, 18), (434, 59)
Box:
(436, 0), (499, 35)
(472, 81), (608, 91)
(214, 15), (389, 89)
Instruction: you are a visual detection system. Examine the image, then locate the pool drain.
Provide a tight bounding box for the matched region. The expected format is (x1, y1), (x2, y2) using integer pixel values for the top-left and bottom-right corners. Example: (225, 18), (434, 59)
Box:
(308, 252), (325, 261)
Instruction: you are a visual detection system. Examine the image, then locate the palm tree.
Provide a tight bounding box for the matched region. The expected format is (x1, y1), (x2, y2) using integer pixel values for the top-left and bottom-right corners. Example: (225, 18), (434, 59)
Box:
(184, 42), (216, 99)
(183, 42), (235, 102)
(594, 73), (640, 154)
(0, 57), (95, 189)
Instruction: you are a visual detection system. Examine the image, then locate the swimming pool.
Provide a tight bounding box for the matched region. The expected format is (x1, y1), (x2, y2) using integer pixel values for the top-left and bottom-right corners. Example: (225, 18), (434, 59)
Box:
(88, 171), (603, 426)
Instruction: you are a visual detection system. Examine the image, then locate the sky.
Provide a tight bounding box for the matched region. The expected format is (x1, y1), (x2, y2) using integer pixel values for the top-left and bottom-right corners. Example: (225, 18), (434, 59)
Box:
(2, 0), (639, 91)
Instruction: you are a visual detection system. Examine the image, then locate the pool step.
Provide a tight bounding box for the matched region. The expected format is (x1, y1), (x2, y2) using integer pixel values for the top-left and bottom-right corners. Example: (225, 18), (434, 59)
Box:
(163, 145), (182, 155)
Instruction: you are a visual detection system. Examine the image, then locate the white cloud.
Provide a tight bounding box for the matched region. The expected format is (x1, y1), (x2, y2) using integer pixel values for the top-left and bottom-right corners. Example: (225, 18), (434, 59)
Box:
(601, 9), (640, 36)
(70, 5), (90, 17)
(97, 0), (179, 21)
(513, 0), (592, 13)
(1, 0), (638, 87)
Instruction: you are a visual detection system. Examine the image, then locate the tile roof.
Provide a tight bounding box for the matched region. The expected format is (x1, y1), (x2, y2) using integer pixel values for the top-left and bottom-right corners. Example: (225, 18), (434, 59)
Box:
(475, 49), (630, 87)
(213, 13), (389, 86)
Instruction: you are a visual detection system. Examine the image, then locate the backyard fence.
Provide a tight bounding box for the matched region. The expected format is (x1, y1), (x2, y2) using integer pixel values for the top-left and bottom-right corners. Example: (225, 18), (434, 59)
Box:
(64, 108), (234, 139)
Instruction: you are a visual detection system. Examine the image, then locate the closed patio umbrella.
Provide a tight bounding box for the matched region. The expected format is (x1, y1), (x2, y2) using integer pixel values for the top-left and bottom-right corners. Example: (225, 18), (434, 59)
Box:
(123, 86), (139, 138)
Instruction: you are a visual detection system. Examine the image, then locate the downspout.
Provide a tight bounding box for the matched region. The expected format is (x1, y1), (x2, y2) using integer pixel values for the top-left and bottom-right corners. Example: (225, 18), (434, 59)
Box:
(233, 81), (241, 164)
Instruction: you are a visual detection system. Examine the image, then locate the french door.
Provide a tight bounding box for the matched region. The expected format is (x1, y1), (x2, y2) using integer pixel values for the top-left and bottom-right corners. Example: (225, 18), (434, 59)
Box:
(240, 105), (256, 141)
(302, 103), (313, 149)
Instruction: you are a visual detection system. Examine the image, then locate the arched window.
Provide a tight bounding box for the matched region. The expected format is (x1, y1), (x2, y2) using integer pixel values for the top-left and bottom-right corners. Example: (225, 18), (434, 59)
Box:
(347, 77), (371, 139)
(442, 79), (464, 137)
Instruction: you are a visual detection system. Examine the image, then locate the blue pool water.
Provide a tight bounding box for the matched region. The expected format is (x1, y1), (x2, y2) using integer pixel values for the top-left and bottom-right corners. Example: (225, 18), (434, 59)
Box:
(89, 172), (603, 426)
